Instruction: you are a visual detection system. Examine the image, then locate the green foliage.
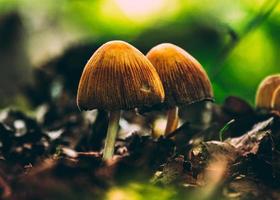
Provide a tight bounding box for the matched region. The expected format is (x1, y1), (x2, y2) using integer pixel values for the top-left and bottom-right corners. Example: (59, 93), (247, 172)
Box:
(0, 0), (280, 104)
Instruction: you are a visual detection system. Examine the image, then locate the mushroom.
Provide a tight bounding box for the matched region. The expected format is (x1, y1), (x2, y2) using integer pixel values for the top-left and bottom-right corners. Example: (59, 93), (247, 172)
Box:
(77, 40), (164, 160)
(255, 74), (280, 110)
(146, 43), (213, 136)
(271, 85), (280, 111)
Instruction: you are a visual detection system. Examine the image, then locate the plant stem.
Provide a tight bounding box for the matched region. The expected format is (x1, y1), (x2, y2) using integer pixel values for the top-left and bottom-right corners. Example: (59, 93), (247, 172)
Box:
(102, 110), (121, 161)
(164, 106), (179, 136)
(219, 119), (235, 141)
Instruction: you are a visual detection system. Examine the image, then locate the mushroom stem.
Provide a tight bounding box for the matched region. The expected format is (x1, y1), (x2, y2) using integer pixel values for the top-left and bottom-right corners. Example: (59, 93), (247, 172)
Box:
(164, 106), (179, 136)
(103, 110), (121, 161)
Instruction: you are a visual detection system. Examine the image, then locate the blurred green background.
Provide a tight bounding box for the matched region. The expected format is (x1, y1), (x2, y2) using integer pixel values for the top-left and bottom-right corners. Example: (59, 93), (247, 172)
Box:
(0, 0), (280, 108)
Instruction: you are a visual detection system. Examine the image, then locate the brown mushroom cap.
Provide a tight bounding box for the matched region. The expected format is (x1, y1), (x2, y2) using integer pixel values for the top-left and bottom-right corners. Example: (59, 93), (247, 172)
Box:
(77, 40), (165, 111)
(255, 74), (280, 109)
(146, 43), (213, 107)
(271, 86), (280, 111)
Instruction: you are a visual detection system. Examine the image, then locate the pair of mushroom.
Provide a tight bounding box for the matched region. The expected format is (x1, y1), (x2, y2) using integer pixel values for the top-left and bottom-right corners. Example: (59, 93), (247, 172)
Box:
(256, 74), (280, 111)
(77, 41), (213, 160)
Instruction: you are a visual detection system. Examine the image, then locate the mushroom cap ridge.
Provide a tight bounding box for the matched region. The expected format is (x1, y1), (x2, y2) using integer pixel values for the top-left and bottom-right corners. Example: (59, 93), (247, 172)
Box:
(147, 43), (213, 107)
(271, 85), (280, 111)
(77, 40), (165, 111)
(256, 74), (280, 109)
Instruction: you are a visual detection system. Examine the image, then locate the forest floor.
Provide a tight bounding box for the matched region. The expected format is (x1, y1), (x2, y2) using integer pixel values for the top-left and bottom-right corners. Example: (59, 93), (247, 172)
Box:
(1, 52), (280, 200)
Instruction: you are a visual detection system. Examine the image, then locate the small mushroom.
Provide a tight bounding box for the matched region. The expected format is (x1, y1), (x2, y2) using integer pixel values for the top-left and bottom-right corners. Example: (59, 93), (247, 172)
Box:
(271, 85), (280, 111)
(146, 43), (213, 136)
(77, 40), (164, 160)
(255, 74), (280, 110)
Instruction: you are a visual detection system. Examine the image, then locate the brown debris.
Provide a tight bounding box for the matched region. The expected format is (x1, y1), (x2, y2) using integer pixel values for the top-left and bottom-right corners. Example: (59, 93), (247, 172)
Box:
(229, 117), (273, 156)
(0, 176), (11, 199)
